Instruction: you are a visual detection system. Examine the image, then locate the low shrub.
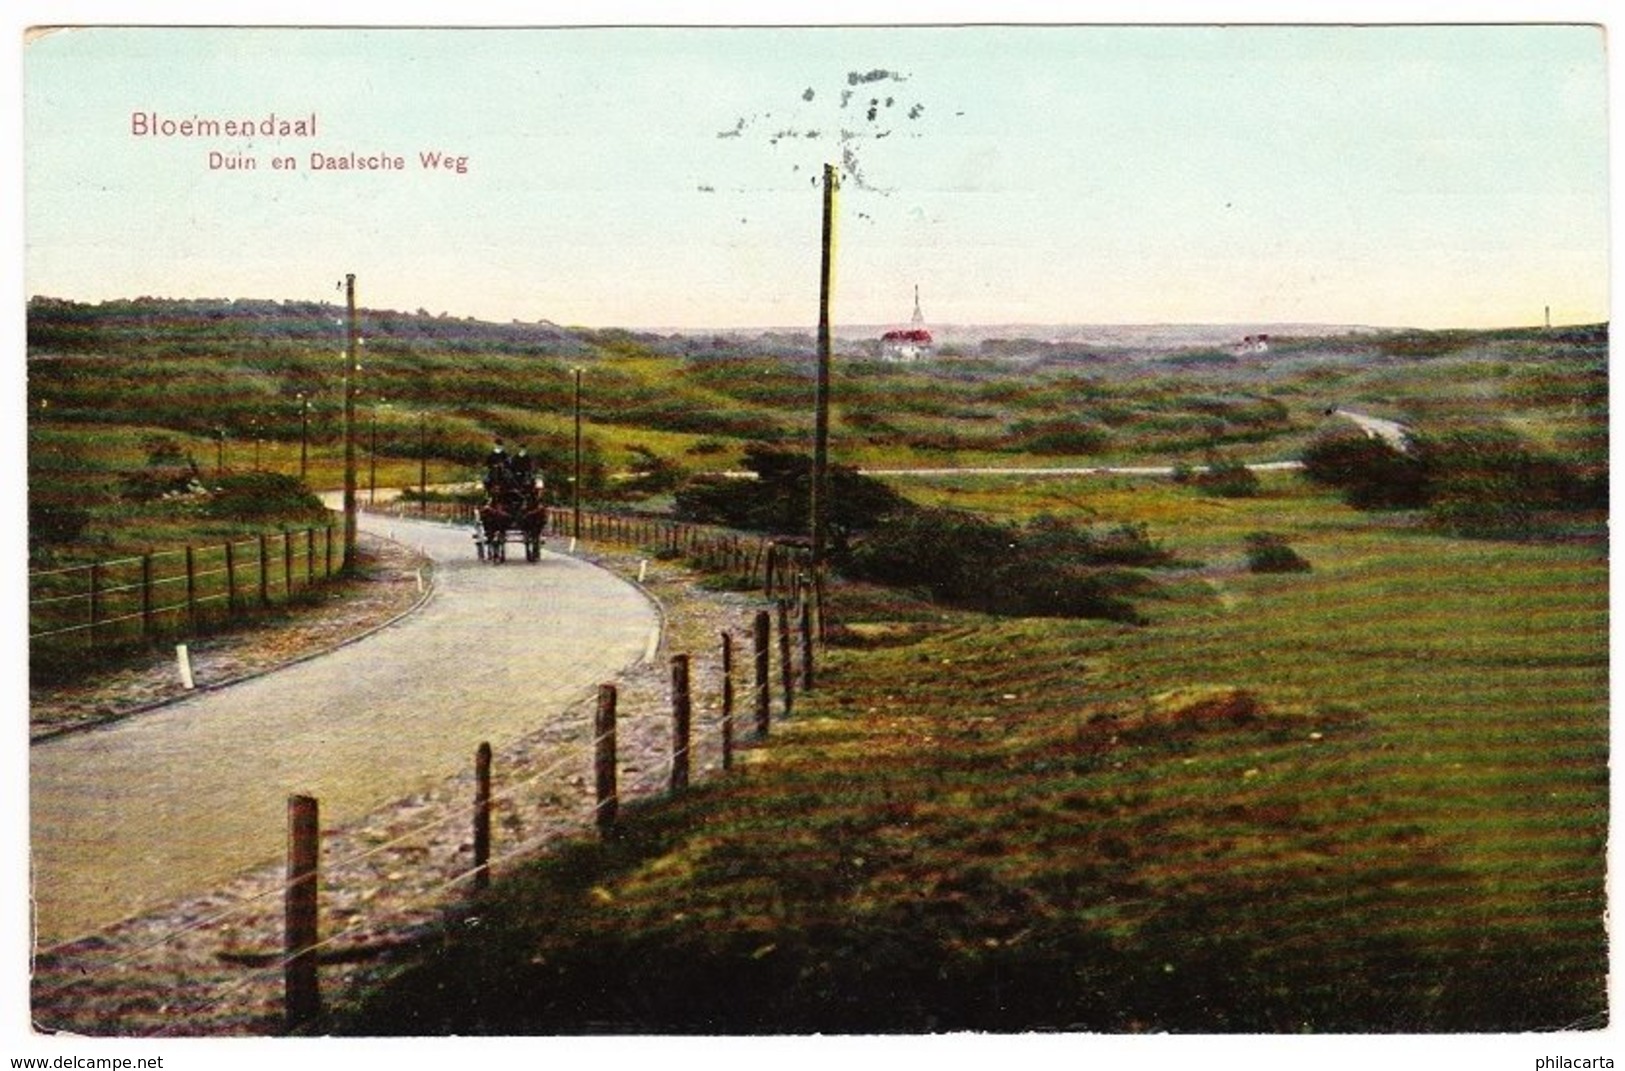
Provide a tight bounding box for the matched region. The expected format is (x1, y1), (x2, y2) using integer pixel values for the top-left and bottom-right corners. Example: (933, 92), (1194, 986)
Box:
(1302, 424), (1600, 536)
(615, 445), (683, 498)
(1244, 532), (1311, 573)
(1024, 515), (1177, 567)
(673, 444), (910, 548)
(839, 508), (1172, 623)
(1192, 456), (1260, 498)
(120, 466), (205, 503)
(1300, 433), (1429, 509)
(685, 438), (729, 456)
(28, 501), (90, 549)
(1003, 417), (1113, 456)
(203, 471), (328, 522)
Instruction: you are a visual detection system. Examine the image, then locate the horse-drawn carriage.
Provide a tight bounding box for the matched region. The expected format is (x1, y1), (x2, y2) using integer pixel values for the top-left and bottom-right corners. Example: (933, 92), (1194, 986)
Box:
(475, 446), (548, 563)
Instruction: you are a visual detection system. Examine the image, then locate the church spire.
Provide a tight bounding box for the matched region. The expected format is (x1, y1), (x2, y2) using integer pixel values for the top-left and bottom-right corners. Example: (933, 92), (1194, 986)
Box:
(911, 284), (924, 326)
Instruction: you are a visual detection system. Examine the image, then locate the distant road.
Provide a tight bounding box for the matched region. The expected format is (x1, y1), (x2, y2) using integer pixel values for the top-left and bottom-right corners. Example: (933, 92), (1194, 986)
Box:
(1329, 409), (1413, 451)
(706, 460), (1304, 480)
(857, 461), (1304, 478)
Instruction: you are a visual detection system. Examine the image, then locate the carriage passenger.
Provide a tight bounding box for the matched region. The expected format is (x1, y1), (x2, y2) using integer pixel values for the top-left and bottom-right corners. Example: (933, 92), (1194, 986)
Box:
(508, 445), (535, 490)
(484, 439), (508, 493)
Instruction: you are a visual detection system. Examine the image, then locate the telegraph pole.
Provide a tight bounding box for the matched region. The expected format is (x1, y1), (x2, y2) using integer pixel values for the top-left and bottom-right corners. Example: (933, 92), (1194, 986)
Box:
(342, 273), (359, 572)
(809, 164), (837, 575)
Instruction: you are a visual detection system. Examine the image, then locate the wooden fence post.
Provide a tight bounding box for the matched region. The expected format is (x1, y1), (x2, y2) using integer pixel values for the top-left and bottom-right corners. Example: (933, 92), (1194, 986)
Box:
(141, 554), (154, 638)
(670, 654), (691, 794)
(184, 545), (197, 629)
(595, 684), (618, 832)
(473, 743), (492, 892)
(88, 563), (102, 649)
(720, 632), (735, 771)
(224, 541), (238, 611)
(284, 530), (294, 598)
(798, 596), (814, 692)
(777, 598), (794, 717)
(813, 562), (828, 644)
(284, 794), (321, 1031)
(753, 610), (771, 737)
(325, 525), (334, 579)
(306, 528), (316, 585)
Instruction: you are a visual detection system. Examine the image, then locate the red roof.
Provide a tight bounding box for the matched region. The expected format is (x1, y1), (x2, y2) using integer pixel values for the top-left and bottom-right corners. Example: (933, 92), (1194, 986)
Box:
(882, 328), (933, 343)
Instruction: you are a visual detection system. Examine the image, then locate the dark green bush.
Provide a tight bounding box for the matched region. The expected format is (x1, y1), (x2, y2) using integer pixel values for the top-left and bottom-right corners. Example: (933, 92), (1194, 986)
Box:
(615, 445), (683, 498)
(28, 501), (90, 548)
(1192, 456), (1260, 498)
(1416, 428), (1582, 508)
(1024, 515), (1176, 567)
(1300, 433), (1429, 509)
(1302, 424), (1598, 536)
(1244, 532), (1311, 573)
(839, 507), (1014, 602)
(673, 444), (910, 546)
(1004, 417), (1112, 456)
(203, 472), (327, 522)
(839, 508), (1170, 623)
(685, 438), (729, 456)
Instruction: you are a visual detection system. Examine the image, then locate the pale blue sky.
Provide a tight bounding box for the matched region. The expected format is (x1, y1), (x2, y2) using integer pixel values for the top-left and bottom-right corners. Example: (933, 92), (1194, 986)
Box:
(23, 22), (1610, 329)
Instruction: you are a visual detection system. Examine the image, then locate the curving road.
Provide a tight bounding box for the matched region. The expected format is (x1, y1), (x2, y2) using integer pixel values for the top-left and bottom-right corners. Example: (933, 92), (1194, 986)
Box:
(30, 511), (660, 948)
(1329, 408), (1413, 450)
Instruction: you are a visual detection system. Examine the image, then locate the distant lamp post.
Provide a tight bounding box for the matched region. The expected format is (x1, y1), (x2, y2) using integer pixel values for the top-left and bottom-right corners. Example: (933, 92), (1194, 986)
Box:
(418, 410), (428, 517)
(572, 367), (583, 540)
(368, 404), (383, 507)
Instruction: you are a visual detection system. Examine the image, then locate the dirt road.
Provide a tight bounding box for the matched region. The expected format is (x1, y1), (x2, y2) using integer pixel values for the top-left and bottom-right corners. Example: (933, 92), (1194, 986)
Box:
(1329, 408), (1413, 450)
(30, 512), (660, 948)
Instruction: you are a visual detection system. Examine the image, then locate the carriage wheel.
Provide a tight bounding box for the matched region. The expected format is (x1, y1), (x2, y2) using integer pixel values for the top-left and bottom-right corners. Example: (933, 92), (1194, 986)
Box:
(525, 535), (541, 562)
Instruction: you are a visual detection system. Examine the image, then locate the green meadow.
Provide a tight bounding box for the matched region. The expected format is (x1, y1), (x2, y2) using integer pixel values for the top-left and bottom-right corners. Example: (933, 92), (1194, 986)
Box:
(27, 300), (1609, 1031)
(337, 472), (1606, 1033)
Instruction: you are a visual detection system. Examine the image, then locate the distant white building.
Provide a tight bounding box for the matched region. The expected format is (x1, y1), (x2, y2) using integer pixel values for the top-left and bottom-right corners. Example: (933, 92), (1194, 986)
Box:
(882, 285), (934, 361)
(1236, 333), (1271, 355)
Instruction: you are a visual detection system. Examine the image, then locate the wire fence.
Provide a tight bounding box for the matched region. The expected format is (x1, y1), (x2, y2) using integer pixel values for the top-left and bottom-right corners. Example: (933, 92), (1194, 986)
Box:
(28, 524), (340, 659)
(366, 498), (818, 603)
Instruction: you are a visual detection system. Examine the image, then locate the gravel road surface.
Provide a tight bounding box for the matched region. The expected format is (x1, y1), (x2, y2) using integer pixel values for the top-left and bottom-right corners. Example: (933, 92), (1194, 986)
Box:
(30, 512), (660, 948)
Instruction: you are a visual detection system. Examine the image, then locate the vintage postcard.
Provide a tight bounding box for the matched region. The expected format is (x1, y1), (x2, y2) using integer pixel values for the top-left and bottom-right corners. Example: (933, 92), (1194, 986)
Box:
(12, 6), (1614, 1068)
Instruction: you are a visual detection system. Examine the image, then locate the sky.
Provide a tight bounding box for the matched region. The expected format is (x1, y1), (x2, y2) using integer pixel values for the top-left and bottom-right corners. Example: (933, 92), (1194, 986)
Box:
(20, 15), (1610, 331)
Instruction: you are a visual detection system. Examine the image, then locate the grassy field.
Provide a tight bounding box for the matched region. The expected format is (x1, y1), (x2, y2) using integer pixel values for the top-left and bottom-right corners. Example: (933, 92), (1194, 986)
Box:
(29, 302), (1604, 571)
(27, 301), (1609, 1032)
(336, 477), (1607, 1033)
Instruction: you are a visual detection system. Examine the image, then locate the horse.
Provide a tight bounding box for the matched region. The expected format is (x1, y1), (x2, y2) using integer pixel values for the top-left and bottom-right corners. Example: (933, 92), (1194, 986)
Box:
(477, 500), (512, 562)
(515, 501), (548, 561)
